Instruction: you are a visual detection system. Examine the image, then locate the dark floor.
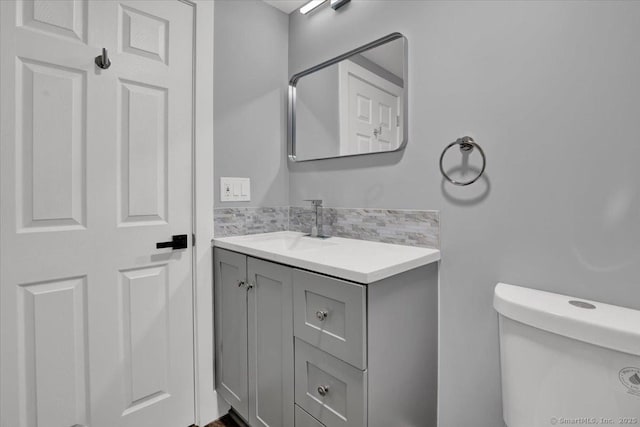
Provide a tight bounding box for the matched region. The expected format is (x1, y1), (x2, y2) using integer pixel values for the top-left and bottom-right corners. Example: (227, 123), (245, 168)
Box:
(204, 414), (244, 427)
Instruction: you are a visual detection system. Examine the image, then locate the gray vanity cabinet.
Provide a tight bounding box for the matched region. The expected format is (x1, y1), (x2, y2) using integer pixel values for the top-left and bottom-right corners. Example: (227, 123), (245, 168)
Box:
(214, 248), (294, 427)
(215, 246), (439, 427)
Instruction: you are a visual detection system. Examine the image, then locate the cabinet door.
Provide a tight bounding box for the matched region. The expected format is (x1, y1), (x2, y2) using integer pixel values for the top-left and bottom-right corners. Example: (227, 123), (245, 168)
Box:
(215, 249), (249, 420)
(247, 258), (294, 427)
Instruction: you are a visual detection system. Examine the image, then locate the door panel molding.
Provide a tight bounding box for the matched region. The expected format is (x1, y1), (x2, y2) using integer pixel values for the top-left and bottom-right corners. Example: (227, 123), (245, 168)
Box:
(16, 57), (87, 232)
(119, 4), (169, 64)
(18, 0), (88, 43)
(17, 276), (89, 427)
(119, 264), (171, 414)
(117, 78), (168, 226)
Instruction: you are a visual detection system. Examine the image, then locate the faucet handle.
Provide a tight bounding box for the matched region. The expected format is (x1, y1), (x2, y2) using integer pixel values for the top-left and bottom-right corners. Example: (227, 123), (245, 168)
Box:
(304, 199), (323, 207)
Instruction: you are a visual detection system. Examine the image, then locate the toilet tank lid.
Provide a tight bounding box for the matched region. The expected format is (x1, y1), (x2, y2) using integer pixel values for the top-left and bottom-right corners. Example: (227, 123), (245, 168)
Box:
(494, 283), (640, 356)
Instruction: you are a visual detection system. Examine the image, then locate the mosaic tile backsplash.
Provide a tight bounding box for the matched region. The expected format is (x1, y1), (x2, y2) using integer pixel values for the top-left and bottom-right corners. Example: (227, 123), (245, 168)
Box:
(215, 206), (440, 249)
(329, 208), (439, 249)
(213, 207), (288, 238)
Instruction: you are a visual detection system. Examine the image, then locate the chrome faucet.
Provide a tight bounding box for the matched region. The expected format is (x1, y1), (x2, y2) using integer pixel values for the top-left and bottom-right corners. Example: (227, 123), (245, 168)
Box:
(303, 199), (327, 238)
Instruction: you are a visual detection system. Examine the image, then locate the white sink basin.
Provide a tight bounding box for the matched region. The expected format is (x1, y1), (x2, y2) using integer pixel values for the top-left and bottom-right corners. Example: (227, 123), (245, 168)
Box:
(231, 232), (337, 252)
(213, 231), (440, 284)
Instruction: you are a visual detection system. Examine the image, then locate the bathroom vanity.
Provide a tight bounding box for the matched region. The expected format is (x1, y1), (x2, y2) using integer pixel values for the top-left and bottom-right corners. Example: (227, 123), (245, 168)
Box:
(213, 232), (439, 427)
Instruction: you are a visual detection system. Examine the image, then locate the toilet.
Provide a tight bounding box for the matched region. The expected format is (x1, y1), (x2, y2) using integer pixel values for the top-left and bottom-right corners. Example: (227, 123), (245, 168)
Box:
(494, 283), (640, 427)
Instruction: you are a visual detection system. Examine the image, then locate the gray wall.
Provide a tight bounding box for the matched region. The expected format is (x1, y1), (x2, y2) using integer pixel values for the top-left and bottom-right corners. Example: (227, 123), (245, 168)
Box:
(214, 0), (289, 207)
(288, 2), (640, 426)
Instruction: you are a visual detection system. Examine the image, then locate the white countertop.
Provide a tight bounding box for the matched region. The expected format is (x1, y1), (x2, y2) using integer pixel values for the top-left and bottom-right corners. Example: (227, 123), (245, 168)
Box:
(212, 231), (440, 284)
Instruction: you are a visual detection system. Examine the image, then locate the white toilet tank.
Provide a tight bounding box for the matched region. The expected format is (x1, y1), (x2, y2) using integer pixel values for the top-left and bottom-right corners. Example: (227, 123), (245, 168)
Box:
(494, 283), (640, 427)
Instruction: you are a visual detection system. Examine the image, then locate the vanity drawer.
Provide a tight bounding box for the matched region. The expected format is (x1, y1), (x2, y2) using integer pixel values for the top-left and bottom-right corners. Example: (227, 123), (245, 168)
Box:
(293, 269), (366, 369)
(294, 339), (366, 427)
(295, 405), (325, 427)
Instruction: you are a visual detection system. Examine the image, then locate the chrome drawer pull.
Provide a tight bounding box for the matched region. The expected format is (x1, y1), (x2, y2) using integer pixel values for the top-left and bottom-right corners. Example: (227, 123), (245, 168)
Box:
(315, 310), (328, 321)
(317, 385), (329, 397)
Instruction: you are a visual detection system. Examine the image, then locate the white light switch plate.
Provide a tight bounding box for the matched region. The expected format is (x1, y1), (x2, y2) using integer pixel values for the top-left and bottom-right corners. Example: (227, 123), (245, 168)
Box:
(220, 177), (250, 202)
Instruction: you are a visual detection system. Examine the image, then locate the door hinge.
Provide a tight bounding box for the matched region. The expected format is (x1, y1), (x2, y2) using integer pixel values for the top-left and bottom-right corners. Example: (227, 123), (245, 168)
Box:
(192, 234), (196, 246)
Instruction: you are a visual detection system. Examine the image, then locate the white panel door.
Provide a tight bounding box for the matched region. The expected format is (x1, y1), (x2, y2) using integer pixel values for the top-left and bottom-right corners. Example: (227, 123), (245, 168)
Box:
(0, 1), (195, 427)
(339, 60), (402, 155)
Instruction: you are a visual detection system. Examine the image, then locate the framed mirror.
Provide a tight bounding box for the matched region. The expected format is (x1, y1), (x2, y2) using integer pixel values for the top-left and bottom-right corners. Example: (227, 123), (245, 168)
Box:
(288, 33), (408, 162)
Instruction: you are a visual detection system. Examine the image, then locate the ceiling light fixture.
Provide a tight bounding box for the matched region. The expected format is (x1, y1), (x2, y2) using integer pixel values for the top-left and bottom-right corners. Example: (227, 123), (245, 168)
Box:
(300, 0), (326, 14)
(330, 0), (350, 10)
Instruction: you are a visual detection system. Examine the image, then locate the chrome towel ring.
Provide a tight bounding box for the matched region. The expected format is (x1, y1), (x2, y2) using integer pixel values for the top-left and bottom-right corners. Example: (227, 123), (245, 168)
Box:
(439, 136), (486, 186)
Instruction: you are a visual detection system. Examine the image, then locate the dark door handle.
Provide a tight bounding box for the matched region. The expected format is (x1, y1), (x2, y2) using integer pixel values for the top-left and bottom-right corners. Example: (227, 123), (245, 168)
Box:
(156, 234), (188, 250)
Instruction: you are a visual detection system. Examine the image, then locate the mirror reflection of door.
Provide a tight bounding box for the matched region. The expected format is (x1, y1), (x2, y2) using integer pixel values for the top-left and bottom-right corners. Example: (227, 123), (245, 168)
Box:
(339, 59), (403, 155)
(290, 34), (407, 161)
